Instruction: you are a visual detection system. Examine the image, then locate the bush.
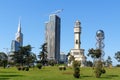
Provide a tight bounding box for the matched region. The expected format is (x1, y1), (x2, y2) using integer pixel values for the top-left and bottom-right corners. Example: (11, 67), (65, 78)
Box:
(116, 64), (120, 67)
(17, 67), (21, 71)
(22, 67), (25, 71)
(37, 63), (42, 69)
(73, 61), (80, 78)
(59, 66), (66, 71)
(48, 60), (56, 66)
(73, 66), (80, 78)
(59, 67), (62, 70)
(25, 67), (29, 71)
(101, 69), (106, 74)
(94, 60), (106, 78)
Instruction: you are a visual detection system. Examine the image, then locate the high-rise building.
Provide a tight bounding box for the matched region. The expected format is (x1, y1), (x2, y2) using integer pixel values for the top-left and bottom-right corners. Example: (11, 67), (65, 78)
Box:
(15, 19), (23, 47)
(11, 40), (20, 52)
(45, 14), (61, 62)
(11, 19), (23, 52)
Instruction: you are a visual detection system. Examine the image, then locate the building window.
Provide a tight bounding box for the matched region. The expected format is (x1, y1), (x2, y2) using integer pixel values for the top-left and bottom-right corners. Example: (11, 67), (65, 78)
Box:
(76, 40), (78, 44)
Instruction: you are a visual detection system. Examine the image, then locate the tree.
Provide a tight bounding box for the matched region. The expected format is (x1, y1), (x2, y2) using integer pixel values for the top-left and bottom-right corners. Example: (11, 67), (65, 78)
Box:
(88, 48), (101, 59)
(0, 52), (8, 68)
(105, 56), (112, 67)
(73, 60), (80, 78)
(11, 45), (36, 67)
(68, 53), (75, 66)
(38, 43), (48, 65)
(115, 51), (120, 62)
(88, 48), (106, 78)
(86, 60), (93, 67)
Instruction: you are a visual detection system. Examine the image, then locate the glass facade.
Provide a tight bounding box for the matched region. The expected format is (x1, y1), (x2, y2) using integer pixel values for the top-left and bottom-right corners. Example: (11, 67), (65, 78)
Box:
(11, 40), (20, 52)
(45, 14), (60, 62)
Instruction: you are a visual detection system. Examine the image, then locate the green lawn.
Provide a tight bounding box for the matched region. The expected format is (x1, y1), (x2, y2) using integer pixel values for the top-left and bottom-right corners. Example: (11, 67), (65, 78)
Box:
(0, 66), (120, 80)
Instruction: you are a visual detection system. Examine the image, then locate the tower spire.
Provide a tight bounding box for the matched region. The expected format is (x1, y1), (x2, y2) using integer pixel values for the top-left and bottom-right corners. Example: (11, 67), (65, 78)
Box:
(18, 17), (21, 33)
(15, 17), (23, 46)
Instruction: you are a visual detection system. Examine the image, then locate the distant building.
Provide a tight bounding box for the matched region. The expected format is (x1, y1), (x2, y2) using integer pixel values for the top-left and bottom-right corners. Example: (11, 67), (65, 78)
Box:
(11, 19), (23, 52)
(60, 52), (67, 63)
(45, 14), (61, 62)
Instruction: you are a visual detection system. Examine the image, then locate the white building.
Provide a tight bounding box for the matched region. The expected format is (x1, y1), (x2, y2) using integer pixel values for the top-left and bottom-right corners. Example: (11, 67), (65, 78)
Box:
(68, 20), (86, 67)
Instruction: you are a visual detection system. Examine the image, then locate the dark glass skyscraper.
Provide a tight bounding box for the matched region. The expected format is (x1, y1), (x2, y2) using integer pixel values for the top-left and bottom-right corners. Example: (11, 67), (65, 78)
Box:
(45, 14), (60, 62)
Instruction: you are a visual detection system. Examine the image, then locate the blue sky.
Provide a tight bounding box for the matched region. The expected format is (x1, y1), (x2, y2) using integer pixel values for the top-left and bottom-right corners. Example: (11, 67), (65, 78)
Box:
(0, 0), (120, 65)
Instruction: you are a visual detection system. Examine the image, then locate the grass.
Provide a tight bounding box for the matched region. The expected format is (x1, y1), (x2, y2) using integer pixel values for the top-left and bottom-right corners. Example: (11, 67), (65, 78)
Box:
(0, 66), (120, 80)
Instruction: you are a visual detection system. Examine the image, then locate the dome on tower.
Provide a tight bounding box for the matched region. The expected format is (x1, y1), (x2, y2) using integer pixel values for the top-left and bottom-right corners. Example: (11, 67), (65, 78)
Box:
(75, 20), (81, 27)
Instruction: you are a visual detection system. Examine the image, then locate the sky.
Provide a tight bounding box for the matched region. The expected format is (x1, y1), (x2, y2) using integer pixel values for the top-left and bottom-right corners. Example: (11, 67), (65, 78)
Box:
(0, 0), (120, 66)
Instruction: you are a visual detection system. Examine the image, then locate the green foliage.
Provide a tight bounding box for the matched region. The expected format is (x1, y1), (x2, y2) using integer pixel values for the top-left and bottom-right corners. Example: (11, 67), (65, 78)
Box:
(86, 60), (93, 67)
(11, 45), (36, 67)
(68, 55), (75, 64)
(0, 52), (8, 68)
(37, 63), (42, 69)
(88, 48), (102, 58)
(105, 56), (112, 67)
(73, 61), (80, 78)
(72, 60), (80, 68)
(73, 66), (80, 78)
(94, 60), (106, 78)
(38, 43), (48, 66)
(25, 67), (29, 71)
(116, 64), (120, 67)
(115, 51), (120, 62)
(48, 59), (56, 66)
(59, 66), (66, 70)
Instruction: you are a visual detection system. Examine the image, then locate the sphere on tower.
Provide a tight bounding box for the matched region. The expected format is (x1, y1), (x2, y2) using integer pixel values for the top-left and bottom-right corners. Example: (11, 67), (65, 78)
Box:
(96, 30), (105, 40)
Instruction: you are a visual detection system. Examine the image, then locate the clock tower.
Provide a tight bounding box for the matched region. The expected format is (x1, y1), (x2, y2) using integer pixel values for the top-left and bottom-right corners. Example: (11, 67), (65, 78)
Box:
(68, 20), (86, 67)
(74, 20), (81, 49)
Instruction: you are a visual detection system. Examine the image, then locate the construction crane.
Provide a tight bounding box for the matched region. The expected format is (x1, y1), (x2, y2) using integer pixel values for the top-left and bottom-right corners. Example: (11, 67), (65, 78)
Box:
(52, 9), (63, 15)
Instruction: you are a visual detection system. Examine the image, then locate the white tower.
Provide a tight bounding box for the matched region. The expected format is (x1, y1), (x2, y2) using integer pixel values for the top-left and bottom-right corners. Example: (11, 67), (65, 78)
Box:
(15, 18), (23, 46)
(68, 20), (86, 67)
(74, 20), (81, 49)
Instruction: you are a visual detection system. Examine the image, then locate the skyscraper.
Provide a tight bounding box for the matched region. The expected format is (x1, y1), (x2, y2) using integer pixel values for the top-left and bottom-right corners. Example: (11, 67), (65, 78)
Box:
(45, 14), (61, 62)
(11, 19), (23, 52)
(15, 19), (23, 47)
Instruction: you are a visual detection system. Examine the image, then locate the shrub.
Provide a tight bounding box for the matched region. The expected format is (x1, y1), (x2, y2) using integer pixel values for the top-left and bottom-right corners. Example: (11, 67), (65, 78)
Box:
(73, 66), (80, 78)
(101, 69), (106, 74)
(37, 63), (42, 69)
(59, 66), (62, 70)
(59, 66), (66, 71)
(63, 67), (66, 70)
(116, 64), (120, 67)
(22, 67), (25, 71)
(17, 67), (21, 71)
(25, 67), (29, 71)
(94, 60), (106, 78)
(73, 61), (80, 78)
